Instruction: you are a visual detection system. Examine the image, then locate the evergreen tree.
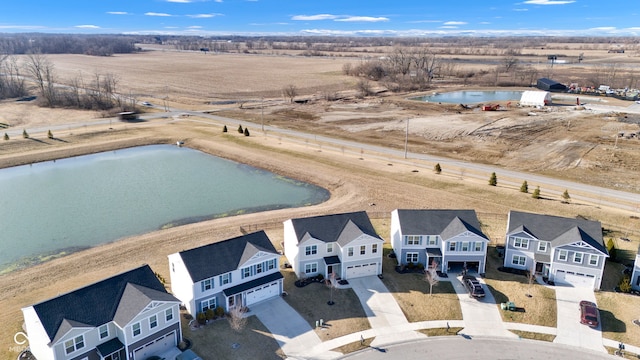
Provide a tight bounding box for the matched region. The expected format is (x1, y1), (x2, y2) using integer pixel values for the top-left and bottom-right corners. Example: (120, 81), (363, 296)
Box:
(532, 186), (541, 199)
(22, 129), (29, 139)
(244, 127), (250, 136)
(520, 180), (528, 193)
(47, 130), (53, 139)
(488, 172), (497, 186)
(3, 133), (8, 141)
(562, 189), (571, 203)
(237, 125), (244, 133)
(434, 163), (442, 174)
(223, 125), (228, 133)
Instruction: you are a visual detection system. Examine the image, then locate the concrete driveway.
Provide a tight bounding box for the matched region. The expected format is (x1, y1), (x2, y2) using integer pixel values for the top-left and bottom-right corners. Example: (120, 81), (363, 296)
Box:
(451, 275), (518, 338)
(554, 286), (606, 353)
(252, 297), (340, 358)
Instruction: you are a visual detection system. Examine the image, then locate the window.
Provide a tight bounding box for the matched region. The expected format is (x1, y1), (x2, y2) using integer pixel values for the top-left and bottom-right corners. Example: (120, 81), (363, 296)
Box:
(449, 242), (456, 251)
(405, 235), (421, 245)
(64, 335), (85, 355)
(242, 267), (251, 279)
(461, 242), (469, 251)
(305, 245), (317, 256)
(132, 323), (141, 337)
(406, 252), (419, 264)
(427, 235), (437, 246)
(201, 278), (213, 292)
(372, 244), (378, 254)
(149, 315), (158, 329)
(256, 263), (263, 274)
(573, 252), (583, 263)
(360, 245), (366, 255)
(220, 273), (232, 286)
(348, 247), (354, 256)
(305, 263), (318, 274)
(513, 237), (529, 249)
(99, 324), (109, 340)
(538, 241), (548, 252)
(589, 254), (598, 266)
(327, 243), (333, 253)
(201, 298), (216, 312)
(474, 242), (483, 251)
(512, 255), (526, 266)
(165, 308), (173, 322)
(558, 250), (568, 261)
(171, 263), (175, 273)
(268, 259), (276, 270)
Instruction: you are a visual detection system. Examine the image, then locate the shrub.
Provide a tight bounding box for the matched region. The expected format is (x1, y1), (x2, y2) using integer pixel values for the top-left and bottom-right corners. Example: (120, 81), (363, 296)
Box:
(416, 263), (425, 270)
(532, 186), (541, 199)
(205, 308), (215, 320)
(244, 127), (250, 136)
(215, 306), (225, 317)
(3, 133), (8, 140)
(606, 238), (617, 261)
(562, 189), (571, 203)
(196, 312), (207, 325)
(434, 163), (442, 174)
(47, 130), (53, 139)
(407, 262), (415, 269)
(619, 275), (632, 293)
(223, 125), (228, 132)
(520, 180), (528, 193)
(22, 129), (29, 139)
(238, 125), (244, 133)
(154, 272), (166, 285)
(488, 172), (497, 186)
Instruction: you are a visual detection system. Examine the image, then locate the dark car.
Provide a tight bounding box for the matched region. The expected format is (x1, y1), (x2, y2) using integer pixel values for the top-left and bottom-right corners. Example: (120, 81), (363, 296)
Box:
(463, 275), (485, 298)
(580, 300), (600, 328)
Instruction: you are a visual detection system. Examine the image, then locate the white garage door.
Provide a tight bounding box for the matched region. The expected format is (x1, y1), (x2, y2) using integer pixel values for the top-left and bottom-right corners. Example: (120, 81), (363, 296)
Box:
(555, 270), (595, 288)
(133, 331), (176, 360)
(246, 281), (280, 306)
(346, 263), (378, 279)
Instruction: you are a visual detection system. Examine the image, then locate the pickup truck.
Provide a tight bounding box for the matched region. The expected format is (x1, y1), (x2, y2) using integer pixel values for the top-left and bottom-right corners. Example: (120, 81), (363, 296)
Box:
(463, 275), (485, 298)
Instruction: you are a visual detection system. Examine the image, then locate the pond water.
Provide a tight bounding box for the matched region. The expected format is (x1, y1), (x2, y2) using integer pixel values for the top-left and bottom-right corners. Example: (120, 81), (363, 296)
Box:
(0, 145), (329, 273)
(411, 90), (523, 104)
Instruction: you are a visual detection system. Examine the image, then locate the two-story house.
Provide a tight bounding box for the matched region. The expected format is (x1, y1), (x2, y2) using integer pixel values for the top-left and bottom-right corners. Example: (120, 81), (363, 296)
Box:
(21, 265), (182, 360)
(504, 210), (608, 290)
(630, 246), (640, 292)
(283, 211), (384, 280)
(168, 230), (283, 316)
(390, 209), (490, 274)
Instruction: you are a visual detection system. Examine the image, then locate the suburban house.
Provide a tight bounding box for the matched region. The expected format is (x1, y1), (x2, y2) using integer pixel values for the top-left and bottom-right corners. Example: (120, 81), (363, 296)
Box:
(21, 265), (182, 360)
(390, 209), (490, 274)
(504, 210), (608, 290)
(168, 230), (283, 316)
(283, 211), (384, 280)
(631, 246), (640, 292)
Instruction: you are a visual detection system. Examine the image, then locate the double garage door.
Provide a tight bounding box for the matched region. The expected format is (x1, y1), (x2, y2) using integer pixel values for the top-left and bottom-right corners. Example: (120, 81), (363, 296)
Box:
(133, 331), (176, 360)
(346, 262), (378, 279)
(555, 270), (595, 288)
(246, 281), (280, 306)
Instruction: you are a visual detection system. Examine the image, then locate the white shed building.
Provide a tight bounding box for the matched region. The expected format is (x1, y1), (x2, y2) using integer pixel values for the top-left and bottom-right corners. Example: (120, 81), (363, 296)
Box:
(520, 91), (552, 107)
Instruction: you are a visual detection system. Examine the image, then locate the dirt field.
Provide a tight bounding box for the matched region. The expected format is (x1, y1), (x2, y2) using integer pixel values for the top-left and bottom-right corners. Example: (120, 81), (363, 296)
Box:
(1, 47), (640, 358)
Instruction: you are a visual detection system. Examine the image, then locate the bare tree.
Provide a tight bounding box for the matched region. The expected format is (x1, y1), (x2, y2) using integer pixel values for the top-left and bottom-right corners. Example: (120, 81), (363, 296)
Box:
(283, 84), (297, 103)
(227, 306), (248, 333)
(25, 53), (57, 106)
(356, 79), (373, 97)
(425, 261), (439, 296)
(0, 55), (27, 99)
(502, 55), (519, 73)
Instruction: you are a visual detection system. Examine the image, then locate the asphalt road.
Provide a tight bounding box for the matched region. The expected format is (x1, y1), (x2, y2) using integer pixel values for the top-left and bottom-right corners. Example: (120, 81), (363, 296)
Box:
(340, 336), (616, 360)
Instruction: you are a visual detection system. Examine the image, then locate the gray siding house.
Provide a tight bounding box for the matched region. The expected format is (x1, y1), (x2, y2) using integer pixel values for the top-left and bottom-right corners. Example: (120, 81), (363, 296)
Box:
(22, 265), (182, 360)
(504, 210), (608, 290)
(390, 209), (490, 274)
(631, 246), (640, 292)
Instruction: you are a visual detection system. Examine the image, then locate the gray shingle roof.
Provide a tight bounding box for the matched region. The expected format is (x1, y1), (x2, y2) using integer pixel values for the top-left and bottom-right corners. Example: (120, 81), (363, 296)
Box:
(395, 209), (488, 240)
(178, 230), (278, 282)
(289, 211), (382, 245)
(507, 211), (607, 254)
(31, 265), (176, 343)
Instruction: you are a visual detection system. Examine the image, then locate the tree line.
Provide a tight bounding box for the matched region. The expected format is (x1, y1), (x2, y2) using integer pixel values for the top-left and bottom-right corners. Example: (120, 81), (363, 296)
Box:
(0, 34), (137, 56)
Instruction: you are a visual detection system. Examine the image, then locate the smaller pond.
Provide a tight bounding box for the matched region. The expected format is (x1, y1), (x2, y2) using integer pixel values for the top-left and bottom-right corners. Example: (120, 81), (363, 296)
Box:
(411, 90), (523, 104)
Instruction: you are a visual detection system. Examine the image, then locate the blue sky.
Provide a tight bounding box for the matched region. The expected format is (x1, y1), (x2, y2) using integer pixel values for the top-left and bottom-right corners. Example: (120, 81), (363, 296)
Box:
(0, 0), (638, 36)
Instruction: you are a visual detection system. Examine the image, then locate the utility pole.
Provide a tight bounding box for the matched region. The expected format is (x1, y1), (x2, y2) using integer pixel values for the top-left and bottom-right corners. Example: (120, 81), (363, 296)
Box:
(404, 118), (409, 159)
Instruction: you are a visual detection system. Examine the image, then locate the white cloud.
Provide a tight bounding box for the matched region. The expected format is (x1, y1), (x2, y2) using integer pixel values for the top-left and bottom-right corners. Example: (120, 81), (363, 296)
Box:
(440, 26), (459, 29)
(107, 11), (129, 15)
(145, 12), (173, 17)
(75, 25), (100, 29)
(523, 0), (575, 4)
(588, 26), (616, 31)
(187, 13), (222, 18)
(443, 21), (467, 25)
(479, 21), (491, 24)
(407, 20), (442, 24)
(166, 0), (193, 2)
(0, 25), (46, 30)
(335, 16), (389, 22)
(187, 26), (203, 29)
(292, 14), (338, 21)
(513, 8), (529, 11)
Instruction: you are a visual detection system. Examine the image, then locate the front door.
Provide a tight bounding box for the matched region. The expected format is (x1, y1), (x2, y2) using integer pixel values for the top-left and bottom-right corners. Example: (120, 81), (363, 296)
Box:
(328, 265), (333, 275)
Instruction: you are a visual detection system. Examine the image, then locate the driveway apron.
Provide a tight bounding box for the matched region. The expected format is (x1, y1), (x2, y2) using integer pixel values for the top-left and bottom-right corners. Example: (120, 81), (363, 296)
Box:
(554, 286), (605, 353)
(451, 275), (518, 338)
(251, 297), (330, 357)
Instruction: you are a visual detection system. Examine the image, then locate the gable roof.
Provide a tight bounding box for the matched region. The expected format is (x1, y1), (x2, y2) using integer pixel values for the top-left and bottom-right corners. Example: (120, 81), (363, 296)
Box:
(395, 209), (488, 240)
(289, 211), (382, 246)
(178, 230), (278, 282)
(31, 265), (176, 343)
(507, 211), (607, 254)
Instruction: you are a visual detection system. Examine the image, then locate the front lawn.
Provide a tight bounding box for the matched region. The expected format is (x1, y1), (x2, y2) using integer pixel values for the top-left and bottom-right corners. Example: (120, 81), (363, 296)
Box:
(281, 267), (370, 341)
(381, 246), (463, 322)
(484, 245), (557, 327)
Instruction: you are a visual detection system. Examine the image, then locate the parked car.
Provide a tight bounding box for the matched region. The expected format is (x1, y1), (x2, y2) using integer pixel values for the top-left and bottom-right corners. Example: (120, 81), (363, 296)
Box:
(463, 275), (485, 298)
(579, 300), (600, 328)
